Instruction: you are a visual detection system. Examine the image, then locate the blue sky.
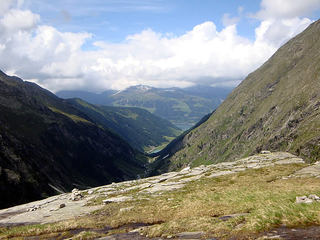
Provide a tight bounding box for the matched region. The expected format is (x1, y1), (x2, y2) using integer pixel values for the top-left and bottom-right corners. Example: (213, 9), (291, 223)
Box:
(0, 0), (320, 92)
(27, 0), (262, 44)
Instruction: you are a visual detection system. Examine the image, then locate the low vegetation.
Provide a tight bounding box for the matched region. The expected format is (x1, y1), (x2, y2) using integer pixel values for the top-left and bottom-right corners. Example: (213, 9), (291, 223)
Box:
(48, 106), (92, 123)
(2, 163), (320, 239)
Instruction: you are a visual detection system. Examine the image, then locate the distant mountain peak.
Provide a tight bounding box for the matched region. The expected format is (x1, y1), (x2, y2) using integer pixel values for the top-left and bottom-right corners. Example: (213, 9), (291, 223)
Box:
(57, 84), (233, 130)
(129, 85), (153, 92)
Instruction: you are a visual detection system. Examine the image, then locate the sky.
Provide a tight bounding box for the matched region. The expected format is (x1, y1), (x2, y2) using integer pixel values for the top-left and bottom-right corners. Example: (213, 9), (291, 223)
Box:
(0, 0), (320, 92)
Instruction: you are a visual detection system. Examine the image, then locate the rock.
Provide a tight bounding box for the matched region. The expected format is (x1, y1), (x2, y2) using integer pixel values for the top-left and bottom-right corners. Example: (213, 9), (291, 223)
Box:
(275, 157), (304, 165)
(103, 196), (132, 204)
(218, 213), (248, 221)
(293, 164), (320, 178)
(207, 170), (234, 178)
(259, 235), (282, 239)
(296, 196), (313, 204)
(28, 205), (40, 211)
(69, 188), (83, 201)
(180, 166), (191, 172)
(59, 203), (66, 208)
(87, 190), (94, 195)
(308, 194), (320, 201)
(157, 177), (168, 183)
(176, 231), (204, 238)
(120, 206), (134, 212)
(261, 150), (271, 154)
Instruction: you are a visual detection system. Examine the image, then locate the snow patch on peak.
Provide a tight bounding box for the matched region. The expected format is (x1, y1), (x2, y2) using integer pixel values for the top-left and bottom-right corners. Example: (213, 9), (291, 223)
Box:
(131, 85), (153, 92)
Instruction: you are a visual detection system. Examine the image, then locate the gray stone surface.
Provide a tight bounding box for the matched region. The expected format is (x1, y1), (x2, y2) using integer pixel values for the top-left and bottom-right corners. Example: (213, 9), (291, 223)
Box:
(291, 163), (320, 177)
(296, 196), (314, 204)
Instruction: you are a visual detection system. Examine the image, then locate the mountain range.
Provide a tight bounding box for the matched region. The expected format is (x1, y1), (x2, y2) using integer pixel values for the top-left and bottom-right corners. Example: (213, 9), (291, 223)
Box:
(0, 71), (150, 208)
(67, 98), (181, 152)
(1, 18), (320, 214)
(57, 85), (232, 130)
(152, 19), (320, 173)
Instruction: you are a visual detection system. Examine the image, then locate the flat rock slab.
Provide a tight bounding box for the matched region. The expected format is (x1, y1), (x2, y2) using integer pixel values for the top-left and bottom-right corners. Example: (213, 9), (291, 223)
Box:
(143, 183), (185, 194)
(0, 195), (102, 226)
(0, 152), (307, 228)
(274, 158), (304, 165)
(103, 196), (133, 204)
(175, 231), (204, 239)
(207, 170), (235, 178)
(292, 163), (320, 177)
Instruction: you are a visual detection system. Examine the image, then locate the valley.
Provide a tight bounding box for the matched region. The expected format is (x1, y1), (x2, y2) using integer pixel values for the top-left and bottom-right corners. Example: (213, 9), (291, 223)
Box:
(0, 71), (149, 209)
(57, 85), (232, 130)
(0, 1), (320, 239)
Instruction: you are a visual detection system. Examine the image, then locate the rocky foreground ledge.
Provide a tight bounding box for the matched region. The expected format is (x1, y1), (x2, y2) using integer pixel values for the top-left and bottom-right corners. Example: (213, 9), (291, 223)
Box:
(1, 152), (320, 239)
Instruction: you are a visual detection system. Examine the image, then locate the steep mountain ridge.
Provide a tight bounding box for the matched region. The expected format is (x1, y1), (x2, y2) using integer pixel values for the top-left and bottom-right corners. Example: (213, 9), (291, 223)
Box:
(67, 98), (181, 151)
(156, 19), (320, 171)
(0, 71), (147, 209)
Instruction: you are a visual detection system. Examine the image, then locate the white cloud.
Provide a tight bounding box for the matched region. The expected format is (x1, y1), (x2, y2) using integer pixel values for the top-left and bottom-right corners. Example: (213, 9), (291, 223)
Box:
(256, 0), (320, 19)
(0, 0), (14, 15)
(255, 17), (312, 46)
(1, 9), (39, 32)
(222, 13), (240, 27)
(0, 1), (318, 92)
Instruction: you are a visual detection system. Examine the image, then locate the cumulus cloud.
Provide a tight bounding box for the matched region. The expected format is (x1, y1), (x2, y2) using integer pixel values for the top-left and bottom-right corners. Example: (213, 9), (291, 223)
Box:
(0, 0), (14, 15)
(0, 0), (318, 92)
(255, 17), (312, 47)
(222, 13), (240, 27)
(252, 0), (316, 54)
(256, 0), (320, 19)
(1, 9), (40, 32)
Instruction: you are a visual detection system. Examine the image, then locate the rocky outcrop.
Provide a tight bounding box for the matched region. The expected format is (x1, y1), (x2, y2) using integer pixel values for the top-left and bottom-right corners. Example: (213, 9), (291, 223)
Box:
(0, 152), (310, 227)
(70, 188), (83, 201)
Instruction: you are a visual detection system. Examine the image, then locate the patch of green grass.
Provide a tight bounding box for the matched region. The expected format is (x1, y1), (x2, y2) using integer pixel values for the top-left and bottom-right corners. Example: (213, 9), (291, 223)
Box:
(48, 107), (92, 124)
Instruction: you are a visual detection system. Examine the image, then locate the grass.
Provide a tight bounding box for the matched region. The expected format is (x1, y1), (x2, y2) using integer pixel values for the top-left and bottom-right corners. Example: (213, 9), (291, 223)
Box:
(145, 136), (176, 153)
(168, 23), (320, 168)
(48, 107), (92, 124)
(2, 163), (320, 239)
